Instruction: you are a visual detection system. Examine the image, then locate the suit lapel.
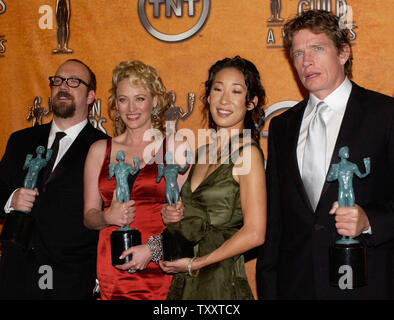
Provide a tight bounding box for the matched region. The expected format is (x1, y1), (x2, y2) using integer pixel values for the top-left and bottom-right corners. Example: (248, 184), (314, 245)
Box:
(36, 125), (51, 150)
(44, 122), (92, 185)
(318, 83), (364, 207)
(28, 122), (51, 152)
(27, 123), (51, 188)
(286, 98), (315, 212)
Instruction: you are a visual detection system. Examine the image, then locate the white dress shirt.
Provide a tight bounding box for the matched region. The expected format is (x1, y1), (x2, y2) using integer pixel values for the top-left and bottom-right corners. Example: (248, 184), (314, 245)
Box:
(4, 119), (88, 213)
(297, 77), (352, 175)
(296, 78), (371, 233)
(48, 119), (88, 170)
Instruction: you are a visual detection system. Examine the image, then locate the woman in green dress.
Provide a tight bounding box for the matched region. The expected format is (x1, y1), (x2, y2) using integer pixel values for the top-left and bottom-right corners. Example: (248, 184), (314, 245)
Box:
(159, 56), (267, 299)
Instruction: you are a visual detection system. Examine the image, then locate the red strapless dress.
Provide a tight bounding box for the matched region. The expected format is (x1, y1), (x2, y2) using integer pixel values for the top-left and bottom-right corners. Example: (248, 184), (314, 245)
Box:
(97, 138), (172, 300)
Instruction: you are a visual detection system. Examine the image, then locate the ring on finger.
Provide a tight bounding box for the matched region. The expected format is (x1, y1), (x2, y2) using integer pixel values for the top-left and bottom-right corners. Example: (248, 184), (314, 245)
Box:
(128, 268), (136, 274)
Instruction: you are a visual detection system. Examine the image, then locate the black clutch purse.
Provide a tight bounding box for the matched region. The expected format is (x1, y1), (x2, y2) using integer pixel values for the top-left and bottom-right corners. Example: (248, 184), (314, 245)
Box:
(161, 228), (194, 261)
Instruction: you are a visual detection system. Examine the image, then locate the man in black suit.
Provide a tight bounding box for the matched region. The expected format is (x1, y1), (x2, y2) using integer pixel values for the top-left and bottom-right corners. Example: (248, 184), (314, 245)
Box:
(256, 10), (393, 299)
(0, 59), (108, 299)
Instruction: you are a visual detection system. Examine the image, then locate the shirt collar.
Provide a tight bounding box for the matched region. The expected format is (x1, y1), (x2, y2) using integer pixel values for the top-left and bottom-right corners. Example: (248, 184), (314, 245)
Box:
(50, 119), (88, 141)
(305, 77), (352, 118)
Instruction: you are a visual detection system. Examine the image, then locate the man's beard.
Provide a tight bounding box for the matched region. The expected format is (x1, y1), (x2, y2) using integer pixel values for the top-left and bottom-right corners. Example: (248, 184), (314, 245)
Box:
(51, 92), (76, 119)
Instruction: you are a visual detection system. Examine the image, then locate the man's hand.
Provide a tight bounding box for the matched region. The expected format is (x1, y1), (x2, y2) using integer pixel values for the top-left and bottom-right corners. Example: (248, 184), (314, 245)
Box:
(11, 187), (38, 212)
(329, 201), (371, 238)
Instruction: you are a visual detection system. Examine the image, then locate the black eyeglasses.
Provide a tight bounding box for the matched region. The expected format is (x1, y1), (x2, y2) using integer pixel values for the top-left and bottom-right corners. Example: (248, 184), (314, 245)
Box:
(49, 76), (89, 88)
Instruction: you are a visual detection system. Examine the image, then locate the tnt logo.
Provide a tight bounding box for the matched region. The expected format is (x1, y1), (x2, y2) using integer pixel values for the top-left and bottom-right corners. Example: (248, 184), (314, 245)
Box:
(0, 35), (6, 57)
(0, 1), (5, 14)
(138, 0), (210, 42)
(150, 0), (199, 17)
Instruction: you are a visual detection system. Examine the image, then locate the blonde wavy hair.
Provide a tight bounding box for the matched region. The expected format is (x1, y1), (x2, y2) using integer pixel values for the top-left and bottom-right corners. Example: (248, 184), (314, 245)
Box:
(108, 60), (169, 136)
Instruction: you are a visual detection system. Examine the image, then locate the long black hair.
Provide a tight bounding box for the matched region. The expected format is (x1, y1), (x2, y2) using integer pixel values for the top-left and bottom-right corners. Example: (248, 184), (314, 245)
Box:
(202, 56), (266, 143)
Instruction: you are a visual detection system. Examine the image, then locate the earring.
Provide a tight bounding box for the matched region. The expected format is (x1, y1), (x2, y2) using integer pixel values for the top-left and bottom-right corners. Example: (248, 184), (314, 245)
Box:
(115, 109), (120, 121)
(151, 106), (159, 118)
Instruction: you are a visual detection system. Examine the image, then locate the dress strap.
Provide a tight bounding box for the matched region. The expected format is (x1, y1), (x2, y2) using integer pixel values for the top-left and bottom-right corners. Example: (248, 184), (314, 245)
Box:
(99, 137), (112, 175)
(105, 137), (112, 161)
(162, 136), (167, 157)
(162, 136), (168, 166)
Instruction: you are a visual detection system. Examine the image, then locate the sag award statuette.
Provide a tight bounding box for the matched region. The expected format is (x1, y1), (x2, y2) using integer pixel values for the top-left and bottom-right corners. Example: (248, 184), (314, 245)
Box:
(164, 91), (195, 135)
(327, 146), (370, 287)
(52, 0), (73, 54)
(0, 146), (52, 249)
(27, 96), (51, 127)
(108, 151), (141, 267)
(157, 151), (194, 261)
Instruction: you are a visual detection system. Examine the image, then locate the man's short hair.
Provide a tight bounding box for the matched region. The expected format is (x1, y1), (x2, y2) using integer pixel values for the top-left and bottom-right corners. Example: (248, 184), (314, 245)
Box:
(65, 58), (97, 92)
(283, 10), (353, 78)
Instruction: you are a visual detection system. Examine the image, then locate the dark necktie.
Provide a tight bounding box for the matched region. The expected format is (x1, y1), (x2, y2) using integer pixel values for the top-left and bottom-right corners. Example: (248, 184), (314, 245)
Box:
(42, 131), (66, 184)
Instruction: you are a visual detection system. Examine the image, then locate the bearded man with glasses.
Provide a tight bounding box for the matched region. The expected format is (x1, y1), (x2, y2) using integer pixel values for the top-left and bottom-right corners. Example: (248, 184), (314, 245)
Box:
(0, 59), (108, 299)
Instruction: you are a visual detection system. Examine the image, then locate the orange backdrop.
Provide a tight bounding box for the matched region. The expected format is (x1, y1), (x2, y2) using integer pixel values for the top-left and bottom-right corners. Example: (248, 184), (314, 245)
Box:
(0, 0), (393, 298)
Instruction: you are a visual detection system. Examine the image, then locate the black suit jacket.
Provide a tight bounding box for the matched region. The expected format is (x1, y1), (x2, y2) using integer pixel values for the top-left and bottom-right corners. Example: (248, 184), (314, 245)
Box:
(256, 82), (394, 299)
(0, 121), (108, 299)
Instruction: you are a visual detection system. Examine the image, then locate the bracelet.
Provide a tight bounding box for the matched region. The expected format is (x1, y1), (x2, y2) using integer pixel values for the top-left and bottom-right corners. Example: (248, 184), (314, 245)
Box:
(146, 234), (163, 264)
(187, 257), (200, 277)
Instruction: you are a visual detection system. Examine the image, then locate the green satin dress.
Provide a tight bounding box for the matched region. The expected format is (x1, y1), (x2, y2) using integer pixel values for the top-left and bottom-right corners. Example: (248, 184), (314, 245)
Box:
(167, 143), (260, 300)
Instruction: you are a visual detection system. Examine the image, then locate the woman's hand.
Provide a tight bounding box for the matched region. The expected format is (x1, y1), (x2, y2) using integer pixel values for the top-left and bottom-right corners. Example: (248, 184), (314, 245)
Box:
(105, 190), (136, 227)
(159, 258), (191, 274)
(115, 244), (152, 272)
(161, 199), (184, 224)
